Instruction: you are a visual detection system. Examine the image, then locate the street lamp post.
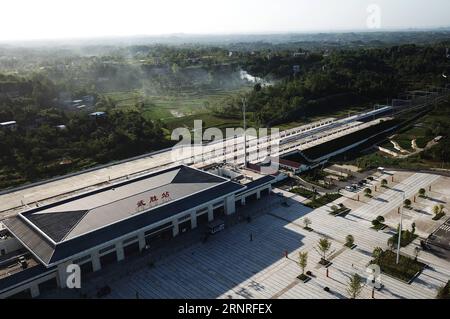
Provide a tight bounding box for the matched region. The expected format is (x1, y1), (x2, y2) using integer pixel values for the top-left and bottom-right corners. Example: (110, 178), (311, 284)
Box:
(242, 98), (247, 168)
(396, 191), (405, 264)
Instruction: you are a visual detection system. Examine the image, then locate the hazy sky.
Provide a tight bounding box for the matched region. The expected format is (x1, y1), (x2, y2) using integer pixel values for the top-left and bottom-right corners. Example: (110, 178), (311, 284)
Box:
(1, 0), (449, 41)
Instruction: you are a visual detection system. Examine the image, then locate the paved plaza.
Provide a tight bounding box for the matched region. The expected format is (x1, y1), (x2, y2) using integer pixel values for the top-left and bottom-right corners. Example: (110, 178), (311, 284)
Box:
(54, 170), (450, 299)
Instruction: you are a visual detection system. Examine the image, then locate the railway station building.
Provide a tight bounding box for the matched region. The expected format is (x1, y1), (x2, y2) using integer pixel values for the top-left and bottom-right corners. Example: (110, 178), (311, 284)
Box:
(0, 164), (274, 298)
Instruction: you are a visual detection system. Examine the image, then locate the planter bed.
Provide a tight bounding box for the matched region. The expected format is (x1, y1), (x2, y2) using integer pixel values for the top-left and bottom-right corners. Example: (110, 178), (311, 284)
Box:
(432, 212), (446, 221)
(318, 259), (332, 267)
(290, 187), (316, 199)
(371, 223), (387, 231)
(389, 231), (418, 247)
(371, 250), (426, 284)
(304, 193), (342, 209)
(330, 207), (351, 217)
(297, 274), (311, 283)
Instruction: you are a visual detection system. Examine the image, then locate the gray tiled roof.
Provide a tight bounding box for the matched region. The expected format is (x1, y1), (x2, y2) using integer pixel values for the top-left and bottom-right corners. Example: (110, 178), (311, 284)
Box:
(21, 165), (226, 242)
(3, 217), (55, 265)
(4, 165), (246, 266)
(26, 210), (89, 242)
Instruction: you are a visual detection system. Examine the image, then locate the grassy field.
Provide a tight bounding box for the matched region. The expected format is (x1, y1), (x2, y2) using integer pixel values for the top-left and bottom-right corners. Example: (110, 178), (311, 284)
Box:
(392, 125), (432, 151)
(389, 106), (447, 151)
(164, 113), (246, 131)
(104, 89), (383, 134)
(104, 88), (250, 122)
(379, 140), (398, 152)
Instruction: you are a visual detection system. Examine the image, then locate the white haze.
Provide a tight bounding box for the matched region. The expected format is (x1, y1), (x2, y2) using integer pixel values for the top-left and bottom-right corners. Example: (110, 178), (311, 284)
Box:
(1, 0), (450, 41)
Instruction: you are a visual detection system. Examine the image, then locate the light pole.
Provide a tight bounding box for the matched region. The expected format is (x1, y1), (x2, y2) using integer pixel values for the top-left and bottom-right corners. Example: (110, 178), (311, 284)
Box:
(242, 97), (247, 168)
(396, 191), (405, 264)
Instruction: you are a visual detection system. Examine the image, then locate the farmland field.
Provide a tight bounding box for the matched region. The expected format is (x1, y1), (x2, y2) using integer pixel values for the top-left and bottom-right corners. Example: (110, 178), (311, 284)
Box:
(104, 88), (251, 122)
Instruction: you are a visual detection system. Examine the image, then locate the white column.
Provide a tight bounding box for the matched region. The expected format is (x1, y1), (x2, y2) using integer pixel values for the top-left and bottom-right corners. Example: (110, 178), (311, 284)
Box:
(91, 251), (101, 272)
(30, 284), (40, 298)
(138, 232), (146, 251)
(256, 190), (261, 200)
(190, 211), (197, 229)
(116, 242), (125, 262)
(207, 204), (214, 221)
(225, 196), (236, 215)
(172, 220), (179, 237)
(241, 197), (246, 205)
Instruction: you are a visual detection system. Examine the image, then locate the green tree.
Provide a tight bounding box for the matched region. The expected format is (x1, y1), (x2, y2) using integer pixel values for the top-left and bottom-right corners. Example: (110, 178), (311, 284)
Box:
(436, 282), (450, 299)
(315, 238), (333, 263)
(347, 273), (364, 299)
(376, 215), (385, 224)
(418, 188), (426, 197)
(404, 199), (412, 207)
(298, 252), (308, 275)
(433, 205), (440, 216)
(171, 63), (180, 74)
(372, 247), (383, 263)
(303, 217), (312, 230)
(381, 179), (388, 187)
(364, 188), (372, 197)
(345, 235), (355, 247)
(387, 237), (396, 250)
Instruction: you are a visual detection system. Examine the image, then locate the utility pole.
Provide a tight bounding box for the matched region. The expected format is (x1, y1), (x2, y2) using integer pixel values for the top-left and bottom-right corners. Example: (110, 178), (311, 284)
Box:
(396, 191), (405, 264)
(242, 98), (247, 168)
